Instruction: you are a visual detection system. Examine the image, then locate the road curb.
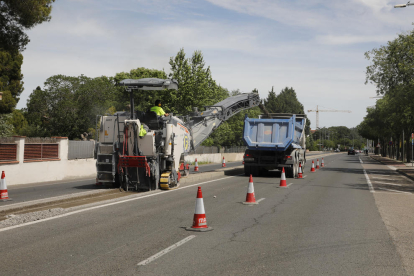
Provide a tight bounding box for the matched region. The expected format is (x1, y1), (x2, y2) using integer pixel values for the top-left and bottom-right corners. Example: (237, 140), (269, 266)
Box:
(0, 189), (119, 215)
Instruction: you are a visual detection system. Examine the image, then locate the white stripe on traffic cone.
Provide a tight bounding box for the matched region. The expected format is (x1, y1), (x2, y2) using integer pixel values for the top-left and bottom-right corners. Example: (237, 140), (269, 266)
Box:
(194, 158), (199, 172)
(243, 175), (258, 205)
(186, 187), (213, 232)
(0, 171), (11, 201)
(311, 160), (315, 172)
(279, 167), (287, 187)
(298, 162), (303, 179)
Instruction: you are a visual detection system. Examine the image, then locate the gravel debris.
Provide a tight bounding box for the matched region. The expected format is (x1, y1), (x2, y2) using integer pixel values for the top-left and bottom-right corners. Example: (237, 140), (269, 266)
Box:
(0, 208), (67, 228)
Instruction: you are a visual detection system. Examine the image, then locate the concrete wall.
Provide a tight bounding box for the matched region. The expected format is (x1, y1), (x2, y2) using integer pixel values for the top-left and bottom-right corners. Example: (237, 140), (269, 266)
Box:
(1, 137), (96, 186)
(0, 136), (244, 186)
(184, 153), (244, 164)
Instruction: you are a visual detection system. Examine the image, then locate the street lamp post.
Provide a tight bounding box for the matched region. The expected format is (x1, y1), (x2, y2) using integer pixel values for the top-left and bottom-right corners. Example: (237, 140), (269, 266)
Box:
(394, 1), (414, 8)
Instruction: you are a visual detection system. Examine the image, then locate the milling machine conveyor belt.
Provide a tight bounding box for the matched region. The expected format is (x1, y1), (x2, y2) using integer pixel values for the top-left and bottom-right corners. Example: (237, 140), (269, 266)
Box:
(190, 93), (260, 149)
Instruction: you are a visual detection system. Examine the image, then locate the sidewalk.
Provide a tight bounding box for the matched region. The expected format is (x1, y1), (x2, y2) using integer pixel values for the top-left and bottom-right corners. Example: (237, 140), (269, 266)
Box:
(370, 154), (414, 181)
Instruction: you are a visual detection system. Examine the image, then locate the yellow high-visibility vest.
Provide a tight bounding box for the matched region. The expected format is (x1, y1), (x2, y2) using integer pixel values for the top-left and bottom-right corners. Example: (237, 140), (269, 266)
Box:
(150, 106), (165, 116)
(139, 125), (147, 137)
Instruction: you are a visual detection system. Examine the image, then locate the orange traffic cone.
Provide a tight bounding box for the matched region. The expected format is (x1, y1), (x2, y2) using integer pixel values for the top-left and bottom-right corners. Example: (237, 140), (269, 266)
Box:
(0, 171), (11, 201)
(316, 159), (320, 169)
(222, 156), (226, 167)
(186, 187), (213, 232)
(194, 158), (199, 172)
(298, 162), (303, 179)
(243, 175), (258, 205)
(279, 167), (287, 187)
(321, 158), (324, 168)
(310, 160), (316, 172)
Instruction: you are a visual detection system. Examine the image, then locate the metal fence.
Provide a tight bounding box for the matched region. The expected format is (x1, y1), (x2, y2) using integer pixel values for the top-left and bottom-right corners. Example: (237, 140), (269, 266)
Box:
(190, 146), (246, 154)
(68, 140), (95, 160)
(0, 144), (17, 162)
(24, 144), (59, 161)
(222, 146), (247, 153)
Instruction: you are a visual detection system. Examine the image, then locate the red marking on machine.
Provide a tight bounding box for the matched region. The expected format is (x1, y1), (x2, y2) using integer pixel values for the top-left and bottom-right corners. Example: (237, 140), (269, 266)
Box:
(117, 156), (151, 177)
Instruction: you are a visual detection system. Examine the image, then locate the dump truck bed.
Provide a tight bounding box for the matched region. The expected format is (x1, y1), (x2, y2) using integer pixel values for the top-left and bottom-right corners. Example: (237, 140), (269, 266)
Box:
(243, 114), (306, 151)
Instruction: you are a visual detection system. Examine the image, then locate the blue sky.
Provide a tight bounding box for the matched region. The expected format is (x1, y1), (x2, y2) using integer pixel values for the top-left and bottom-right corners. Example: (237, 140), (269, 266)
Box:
(19, 0), (414, 129)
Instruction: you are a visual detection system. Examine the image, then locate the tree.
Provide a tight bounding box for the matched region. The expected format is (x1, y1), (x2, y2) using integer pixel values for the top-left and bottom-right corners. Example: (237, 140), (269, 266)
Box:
(114, 67), (168, 112)
(0, 0), (55, 52)
(0, 0), (56, 116)
(0, 49), (23, 113)
(25, 75), (119, 138)
(168, 48), (228, 115)
(363, 29), (414, 160)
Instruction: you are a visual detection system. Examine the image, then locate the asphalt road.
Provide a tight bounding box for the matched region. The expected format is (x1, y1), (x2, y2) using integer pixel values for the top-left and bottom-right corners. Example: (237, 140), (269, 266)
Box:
(3, 151), (333, 206)
(0, 152), (409, 275)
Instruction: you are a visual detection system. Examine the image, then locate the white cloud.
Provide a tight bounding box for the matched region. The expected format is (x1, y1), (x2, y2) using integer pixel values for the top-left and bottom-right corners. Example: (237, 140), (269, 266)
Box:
(315, 34), (397, 45)
(18, 0), (414, 130)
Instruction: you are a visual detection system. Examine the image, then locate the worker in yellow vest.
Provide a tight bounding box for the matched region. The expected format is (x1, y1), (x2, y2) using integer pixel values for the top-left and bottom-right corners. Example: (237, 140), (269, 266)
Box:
(150, 99), (169, 117)
(139, 124), (147, 137)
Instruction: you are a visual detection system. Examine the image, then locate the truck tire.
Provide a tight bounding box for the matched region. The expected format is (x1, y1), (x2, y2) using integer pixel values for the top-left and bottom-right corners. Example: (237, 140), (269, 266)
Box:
(293, 159), (299, 178)
(244, 165), (251, 176)
(286, 167), (294, 178)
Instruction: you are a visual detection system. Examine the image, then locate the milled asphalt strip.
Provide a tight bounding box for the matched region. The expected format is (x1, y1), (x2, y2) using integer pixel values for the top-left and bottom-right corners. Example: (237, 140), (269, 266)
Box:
(0, 175), (242, 233)
(137, 235), (196, 266)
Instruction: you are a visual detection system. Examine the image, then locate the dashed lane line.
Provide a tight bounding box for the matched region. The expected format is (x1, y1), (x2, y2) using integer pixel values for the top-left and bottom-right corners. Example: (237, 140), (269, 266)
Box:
(137, 235), (196, 266)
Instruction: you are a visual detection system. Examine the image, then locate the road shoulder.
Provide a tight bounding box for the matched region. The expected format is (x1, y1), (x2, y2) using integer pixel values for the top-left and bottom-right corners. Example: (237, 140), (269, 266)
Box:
(361, 155), (414, 275)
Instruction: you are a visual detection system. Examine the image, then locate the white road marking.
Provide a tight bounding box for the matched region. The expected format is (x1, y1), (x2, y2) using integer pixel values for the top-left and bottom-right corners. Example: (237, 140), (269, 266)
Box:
(372, 177), (396, 180)
(0, 175), (242, 233)
(137, 235), (196, 266)
(374, 182), (402, 186)
(363, 169), (375, 193)
(387, 166), (397, 171)
(377, 188), (412, 194)
(359, 158), (363, 164)
(303, 175), (307, 178)
(256, 198), (265, 203)
(277, 183), (293, 188)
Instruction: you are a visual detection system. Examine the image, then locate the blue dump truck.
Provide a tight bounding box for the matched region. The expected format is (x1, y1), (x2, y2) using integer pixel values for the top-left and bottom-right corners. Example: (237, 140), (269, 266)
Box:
(243, 113), (307, 178)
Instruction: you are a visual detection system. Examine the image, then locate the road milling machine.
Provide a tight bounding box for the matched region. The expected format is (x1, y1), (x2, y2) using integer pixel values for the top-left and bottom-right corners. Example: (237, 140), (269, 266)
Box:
(94, 78), (260, 191)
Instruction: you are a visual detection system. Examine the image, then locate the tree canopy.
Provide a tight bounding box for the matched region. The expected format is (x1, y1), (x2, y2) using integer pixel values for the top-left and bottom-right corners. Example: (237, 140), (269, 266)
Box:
(24, 75), (119, 139)
(359, 29), (414, 160)
(0, 0), (55, 52)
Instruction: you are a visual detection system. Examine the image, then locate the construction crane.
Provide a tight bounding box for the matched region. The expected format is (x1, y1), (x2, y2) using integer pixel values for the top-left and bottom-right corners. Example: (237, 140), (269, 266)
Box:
(307, 105), (351, 129)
